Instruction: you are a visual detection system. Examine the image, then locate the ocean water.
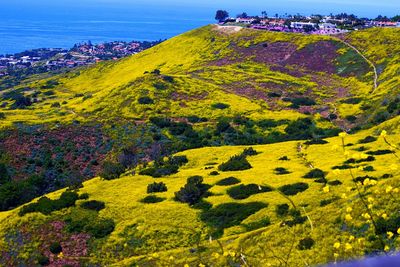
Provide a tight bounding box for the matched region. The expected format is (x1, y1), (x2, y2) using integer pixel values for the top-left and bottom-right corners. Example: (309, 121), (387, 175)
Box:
(0, 3), (213, 55)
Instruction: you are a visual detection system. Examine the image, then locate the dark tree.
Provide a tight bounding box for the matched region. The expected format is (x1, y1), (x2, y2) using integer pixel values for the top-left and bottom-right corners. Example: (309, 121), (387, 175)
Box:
(215, 10), (229, 22)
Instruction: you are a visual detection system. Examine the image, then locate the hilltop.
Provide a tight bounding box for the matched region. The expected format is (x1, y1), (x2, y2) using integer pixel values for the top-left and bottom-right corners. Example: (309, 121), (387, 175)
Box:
(0, 25), (399, 266)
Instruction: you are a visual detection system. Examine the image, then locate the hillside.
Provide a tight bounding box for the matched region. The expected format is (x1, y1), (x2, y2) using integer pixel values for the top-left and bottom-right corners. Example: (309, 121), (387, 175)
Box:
(0, 125), (399, 266)
(0, 25), (399, 266)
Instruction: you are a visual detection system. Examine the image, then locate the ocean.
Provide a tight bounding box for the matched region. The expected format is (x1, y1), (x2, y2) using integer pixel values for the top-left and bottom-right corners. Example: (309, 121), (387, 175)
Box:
(0, 3), (213, 55)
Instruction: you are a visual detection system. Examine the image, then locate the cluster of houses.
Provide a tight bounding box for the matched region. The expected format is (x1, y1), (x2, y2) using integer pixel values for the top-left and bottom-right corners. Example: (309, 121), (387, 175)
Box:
(0, 40), (161, 77)
(226, 14), (400, 35)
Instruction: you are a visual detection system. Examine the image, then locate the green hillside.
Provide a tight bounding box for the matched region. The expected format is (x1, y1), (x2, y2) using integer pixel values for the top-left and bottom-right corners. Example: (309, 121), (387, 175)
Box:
(0, 25), (399, 266)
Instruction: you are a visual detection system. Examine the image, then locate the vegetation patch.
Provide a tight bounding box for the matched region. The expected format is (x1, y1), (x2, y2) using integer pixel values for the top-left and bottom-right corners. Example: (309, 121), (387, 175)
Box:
(211, 102), (230, 109)
(139, 156), (188, 178)
(303, 168), (326, 179)
(80, 200), (106, 212)
(140, 195), (166, 204)
(147, 182), (168, 193)
(274, 167), (291, 175)
(227, 184), (272, 200)
(216, 177), (241, 186)
(358, 136), (377, 144)
(297, 237), (315, 250)
(279, 183), (309, 196)
(218, 154), (252, 172)
(175, 176), (211, 205)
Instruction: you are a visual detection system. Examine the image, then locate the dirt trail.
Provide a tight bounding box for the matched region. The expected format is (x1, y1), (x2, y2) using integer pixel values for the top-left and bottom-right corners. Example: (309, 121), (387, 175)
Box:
(335, 38), (378, 93)
(214, 25), (243, 34)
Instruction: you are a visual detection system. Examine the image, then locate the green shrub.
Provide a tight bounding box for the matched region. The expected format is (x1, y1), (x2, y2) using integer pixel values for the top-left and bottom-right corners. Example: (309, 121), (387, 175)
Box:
(211, 103), (230, 109)
(242, 147), (259, 156)
(366, 150), (393, 155)
(19, 191), (79, 216)
(276, 203), (290, 217)
(147, 182), (168, 193)
(279, 183), (309, 196)
(149, 117), (171, 128)
(216, 177), (241, 186)
(37, 254), (50, 266)
(358, 136), (377, 144)
(49, 242), (62, 254)
(304, 139), (328, 145)
(99, 161), (125, 180)
(279, 156), (290, 161)
(297, 237), (315, 250)
(139, 156), (187, 178)
(363, 166), (375, 172)
(175, 176), (210, 205)
(218, 155), (252, 172)
(0, 163), (10, 185)
(79, 193), (89, 200)
(85, 218), (115, 238)
(274, 167), (291, 175)
(303, 169), (325, 179)
(141, 195), (166, 203)
(227, 184), (272, 200)
(138, 96), (154, 105)
(209, 171), (220, 176)
(328, 180), (343, 186)
(375, 215), (400, 235)
(80, 200), (106, 212)
(243, 217), (271, 231)
(200, 202), (268, 235)
(0, 112), (5, 119)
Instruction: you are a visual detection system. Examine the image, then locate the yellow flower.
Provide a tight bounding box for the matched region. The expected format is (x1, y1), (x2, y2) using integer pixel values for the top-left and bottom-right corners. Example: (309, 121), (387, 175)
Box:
(169, 256), (175, 260)
(346, 186), (352, 192)
(368, 197), (374, 203)
(357, 238), (365, 244)
(345, 214), (353, 221)
(184, 264), (190, 267)
(229, 251), (236, 257)
(368, 204), (373, 209)
(357, 166), (364, 171)
(58, 252), (64, 259)
(334, 242), (341, 249)
(349, 235), (355, 241)
(212, 252), (220, 259)
(369, 179), (377, 185)
(339, 132), (347, 138)
(346, 207), (353, 213)
(382, 213), (388, 220)
(390, 164), (398, 171)
(364, 178), (370, 185)
(323, 185), (330, 193)
(152, 253), (159, 258)
(394, 188), (399, 193)
(199, 264), (206, 267)
(380, 130), (387, 137)
(223, 251), (229, 257)
(384, 245), (390, 252)
(397, 228), (400, 235)
(345, 243), (352, 251)
(334, 253), (339, 258)
(387, 231), (394, 239)
(386, 186), (393, 193)
(363, 213), (371, 220)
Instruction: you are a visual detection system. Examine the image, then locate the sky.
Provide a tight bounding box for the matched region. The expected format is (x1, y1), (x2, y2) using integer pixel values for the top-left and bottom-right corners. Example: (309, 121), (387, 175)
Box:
(4, 0), (400, 17)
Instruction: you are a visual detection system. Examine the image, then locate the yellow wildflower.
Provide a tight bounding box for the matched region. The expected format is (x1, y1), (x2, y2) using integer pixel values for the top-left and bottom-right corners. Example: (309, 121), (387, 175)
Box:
(394, 188), (399, 193)
(390, 164), (398, 171)
(386, 186), (393, 193)
(380, 130), (387, 137)
(323, 185), (330, 193)
(357, 238), (365, 244)
(341, 193), (347, 199)
(58, 252), (64, 259)
(368, 204), (373, 209)
(333, 242), (341, 249)
(223, 251), (229, 257)
(339, 132), (347, 138)
(368, 197), (374, 203)
(346, 186), (352, 192)
(387, 231), (394, 239)
(369, 179), (377, 185)
(384, 245), (390, 252)
(152, 253), (159, 258)
(357, 166), (364, 171)
(349, 235), (355, 241)
(345, 243), (352, 251)
(229, 251), (236, 257)
(345, 214), (353, 221)
(169, 256), (175, 260)
(397, 228), (400, 235)
(363, 213), (371, 220)
(334, 253), (339, 258)
(199, 264), (206, 267)
(364, 178), (371, 185)
(184, 264), (190, 267)
(212, 252), (220, 259)
(346, 207), (353, 213)
(382, 213), (388, 220)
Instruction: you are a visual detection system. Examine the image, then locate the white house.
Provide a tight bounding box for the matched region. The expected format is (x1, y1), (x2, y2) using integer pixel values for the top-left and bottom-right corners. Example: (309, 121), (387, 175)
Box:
(397, 22), (400, 28)
(320, 23), (337, 30)
(290, 22), (317, 29)
(236, 18), (255, 24)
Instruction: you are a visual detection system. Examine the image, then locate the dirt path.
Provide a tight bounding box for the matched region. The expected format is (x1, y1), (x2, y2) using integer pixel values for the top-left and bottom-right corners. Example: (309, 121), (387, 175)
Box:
(214, 25), (243, 34)
(335, 38), (378, 93)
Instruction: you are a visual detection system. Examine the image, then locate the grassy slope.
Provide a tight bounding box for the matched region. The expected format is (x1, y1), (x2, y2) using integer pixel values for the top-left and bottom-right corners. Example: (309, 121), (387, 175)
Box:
(1, 26), (398, 129)
(0, 126), (399, 266)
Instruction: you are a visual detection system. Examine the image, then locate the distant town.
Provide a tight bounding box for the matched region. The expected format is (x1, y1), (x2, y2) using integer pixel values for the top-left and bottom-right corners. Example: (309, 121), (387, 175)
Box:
(0, 40), (163, 78)
(216, 11), (400, 34)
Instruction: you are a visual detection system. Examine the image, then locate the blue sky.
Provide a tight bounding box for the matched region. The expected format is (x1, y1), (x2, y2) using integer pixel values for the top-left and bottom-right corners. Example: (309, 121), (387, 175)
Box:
(4, 0), (400, 17)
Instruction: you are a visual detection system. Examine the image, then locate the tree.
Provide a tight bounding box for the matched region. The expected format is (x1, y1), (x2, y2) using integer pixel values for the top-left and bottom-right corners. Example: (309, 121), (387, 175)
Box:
(215, 10), (229, 22)
(261, 11), (267, 18)
(237, 12), (248, 18)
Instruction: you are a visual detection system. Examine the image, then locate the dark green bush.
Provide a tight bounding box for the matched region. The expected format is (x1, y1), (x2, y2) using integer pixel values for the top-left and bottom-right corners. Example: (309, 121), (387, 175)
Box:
(363, 166), (375, 172)
(353, 175), (377, 185)
(341, 97), (362, 104)
(211, 103), (230, 109)
(0, 163), (10, 185)
(216, 177), (241, 186)
(297, 237), (315, 250)
(218, 155), (252, 172)
(366, 150), (393, 155)
(79, 193), (89, 200)
(242, 147), (259, 156)
(279, 156), (290, 161)
(80, 200), (106, 211)
(175, 176), (210, 205)
(304, 139), (328, 145)
(375, 215), (400, 235)
(227, 184), (272, 200)
(209, 171), (220, 176)
(138, 96), (154, 105)
(99, 161), (125, 180)
(49, 242), (62, 254)
(358, 136), (377, 144)
(328, 180), (343, 186)
(276, 203), (290, 217)
(139, 165), (178, 178)
(200, 202), (268, 235)
(274, 167), (291, 175)
(19, 191), (79, 216)
(243, 217), (271, 231)
(303, 169), (325, 179)
(0, 112), (5, 119)
(147, 182), (168, 193)
(149, 117), (171, 128)
(85, 218), (115, 238)
(37, 254), (50, 266)
(288, 97), (316, 107)
(140, 195), (166, 203)
(279, 183), (309, 196)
